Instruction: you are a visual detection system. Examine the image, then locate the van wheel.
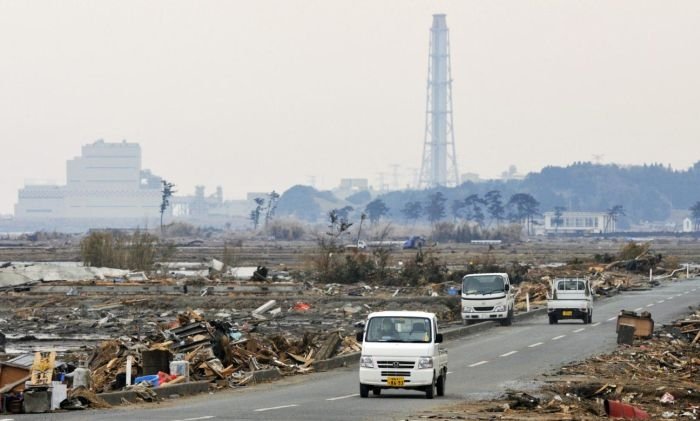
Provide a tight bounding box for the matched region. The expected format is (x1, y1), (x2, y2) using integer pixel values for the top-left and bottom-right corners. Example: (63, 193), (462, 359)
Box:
(360, 383), (370, 398)
(425, 375), (436, 399)
(372, 388), (381, 396)
(549, 315), (557, 325)
(436, 371), (446, 397)
(500, 309), (513, 326)
(587, 312), (593, 324)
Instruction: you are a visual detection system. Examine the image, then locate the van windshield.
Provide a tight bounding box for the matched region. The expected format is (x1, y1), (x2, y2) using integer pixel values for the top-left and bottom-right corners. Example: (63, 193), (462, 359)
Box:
(365, 316), (432, 343)
(462, 275), (506, 295)
(556, 279), (585, 291)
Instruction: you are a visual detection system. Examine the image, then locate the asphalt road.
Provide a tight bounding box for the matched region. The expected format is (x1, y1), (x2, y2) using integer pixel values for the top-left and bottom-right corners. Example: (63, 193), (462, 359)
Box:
(12, 278), (700, 421)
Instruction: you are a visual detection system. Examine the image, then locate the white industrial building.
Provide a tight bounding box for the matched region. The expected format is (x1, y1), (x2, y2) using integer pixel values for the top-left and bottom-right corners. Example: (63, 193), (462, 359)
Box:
(15, 140), (162, 220)
(543, 211), (613, 234)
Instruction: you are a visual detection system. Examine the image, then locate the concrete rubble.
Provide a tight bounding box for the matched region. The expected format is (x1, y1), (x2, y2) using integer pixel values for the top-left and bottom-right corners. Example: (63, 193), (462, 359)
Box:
(0, 262), (132, 289)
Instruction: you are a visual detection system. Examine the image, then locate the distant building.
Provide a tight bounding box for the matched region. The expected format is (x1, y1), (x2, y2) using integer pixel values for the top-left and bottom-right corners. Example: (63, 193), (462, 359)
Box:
(15, 140), (162, 220)
(334, 178), (369, 201)
(460, 173), (480, 183)
(543, 211), (612, 234)
(338, 178), (369, 192)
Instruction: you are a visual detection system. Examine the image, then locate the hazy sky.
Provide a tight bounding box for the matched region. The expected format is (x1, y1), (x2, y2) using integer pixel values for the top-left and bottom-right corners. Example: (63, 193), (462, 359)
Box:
(1, 1), (699, 214)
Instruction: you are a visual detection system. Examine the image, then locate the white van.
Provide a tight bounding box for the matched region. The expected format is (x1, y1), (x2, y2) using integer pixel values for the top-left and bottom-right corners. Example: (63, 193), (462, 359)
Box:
(357, 311), (448, 399)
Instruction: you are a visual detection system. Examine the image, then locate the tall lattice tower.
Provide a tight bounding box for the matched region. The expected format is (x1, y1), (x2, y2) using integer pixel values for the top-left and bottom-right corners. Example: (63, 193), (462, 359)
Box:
(418, 14), (459, 189)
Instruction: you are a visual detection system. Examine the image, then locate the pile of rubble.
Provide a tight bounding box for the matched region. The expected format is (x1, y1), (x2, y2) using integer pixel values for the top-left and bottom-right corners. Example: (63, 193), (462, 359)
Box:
(85, 306), (361, 394)
(404, 308), (700, 420)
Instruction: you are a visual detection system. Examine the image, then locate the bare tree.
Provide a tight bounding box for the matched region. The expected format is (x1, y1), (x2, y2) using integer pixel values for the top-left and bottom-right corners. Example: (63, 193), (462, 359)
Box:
(250, 197), (265, 230)
(264, 191), (280, 228)
(690, 201), (700, 231)
(605, 205), (625, 233)
(552, 206), (566, 233)
(160, 180), (176, 236)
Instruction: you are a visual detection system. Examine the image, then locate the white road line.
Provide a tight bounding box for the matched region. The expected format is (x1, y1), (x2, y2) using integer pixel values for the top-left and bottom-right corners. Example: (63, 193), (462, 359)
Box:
(0, 418), (16, 421)
(684, 291), (689, 294)
(667, 297), (674, 300)
(172, 417), (215, 421)
(528, 342), (543, 348)
(500, 351), (518, 357)
(573, 328), (585, 333)
(447, 371), (453, 375)
(326, 394), (359, 401)
(552, 335), (566, 341)
(591, 322), (601, 327)
(254, 404), (299, 412)
(607, 316), (617, 321)
(646, 304), (654, 307)
(658, 300), (665, 303)
(634, 307), (643, 311)
(677, 294), (683, 297)
(468, 360), (489, 367)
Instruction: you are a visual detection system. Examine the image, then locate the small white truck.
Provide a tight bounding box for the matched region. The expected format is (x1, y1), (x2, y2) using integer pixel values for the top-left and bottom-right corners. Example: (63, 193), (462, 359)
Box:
(460, 273), (515, 326)
(357, 311), (448, 399)
(547, 278), (594, 324)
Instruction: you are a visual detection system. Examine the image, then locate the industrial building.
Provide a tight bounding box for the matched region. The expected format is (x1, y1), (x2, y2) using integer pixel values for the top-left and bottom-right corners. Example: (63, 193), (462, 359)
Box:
(15, 140), (162, 222)
(542, 211), (613, 234)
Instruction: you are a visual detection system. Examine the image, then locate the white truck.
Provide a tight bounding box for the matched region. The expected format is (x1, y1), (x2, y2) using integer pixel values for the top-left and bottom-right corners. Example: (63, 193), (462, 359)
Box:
(547, 278), (593, 324)
(357, 311), (448, 399)
(460, 273), (515, 326)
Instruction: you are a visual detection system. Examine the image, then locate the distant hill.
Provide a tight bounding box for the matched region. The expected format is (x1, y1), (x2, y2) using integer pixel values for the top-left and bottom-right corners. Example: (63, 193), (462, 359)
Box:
(276, 185), (350, 222)
(276, 162), (700, 225)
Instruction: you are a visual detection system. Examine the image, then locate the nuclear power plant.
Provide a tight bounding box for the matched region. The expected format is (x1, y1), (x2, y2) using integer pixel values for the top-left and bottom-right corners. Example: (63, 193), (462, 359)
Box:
(14, 140), (163, 221)
(418, 14), (460, 189)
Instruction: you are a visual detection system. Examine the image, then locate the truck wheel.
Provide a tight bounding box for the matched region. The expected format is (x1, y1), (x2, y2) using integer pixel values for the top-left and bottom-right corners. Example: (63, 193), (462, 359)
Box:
(500, 309), (513, 326)
(549, 315), (557, 325)
(436, 371), (446, 396)
(425, 375), (436, 399)
(360, 383), (370, 398)
(372, 388), (381, 396)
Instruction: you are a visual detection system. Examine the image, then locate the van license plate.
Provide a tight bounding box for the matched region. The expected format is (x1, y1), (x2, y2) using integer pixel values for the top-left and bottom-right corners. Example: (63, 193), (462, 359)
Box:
(386, 376), (404, 387)
(562, 310), (573, 316)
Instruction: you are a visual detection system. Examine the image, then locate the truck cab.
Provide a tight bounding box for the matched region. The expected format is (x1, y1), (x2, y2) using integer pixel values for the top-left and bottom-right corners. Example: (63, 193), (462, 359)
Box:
(460, 273), (515, 326)
(547, 278), (593, 324)
(357, 311), (448, 399)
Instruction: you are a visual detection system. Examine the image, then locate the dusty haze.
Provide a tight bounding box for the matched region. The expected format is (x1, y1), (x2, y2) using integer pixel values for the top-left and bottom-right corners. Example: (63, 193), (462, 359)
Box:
(1, 1), (699, 214)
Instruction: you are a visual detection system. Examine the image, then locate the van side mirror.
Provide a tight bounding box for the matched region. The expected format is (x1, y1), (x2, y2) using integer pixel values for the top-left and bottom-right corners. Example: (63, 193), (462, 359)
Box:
(355, 331), (364, 342)
(435, 333), (443, 343)
(504, 284), (510, 291)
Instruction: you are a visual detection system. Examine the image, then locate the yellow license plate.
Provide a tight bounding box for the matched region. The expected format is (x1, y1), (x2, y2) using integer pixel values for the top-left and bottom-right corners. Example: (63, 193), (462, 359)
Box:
(386, 376), (404, 387)
(562, 310), (573, 316)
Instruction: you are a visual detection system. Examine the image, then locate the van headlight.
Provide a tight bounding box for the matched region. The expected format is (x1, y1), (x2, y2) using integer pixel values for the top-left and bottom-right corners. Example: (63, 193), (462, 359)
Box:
(493, 305), (505, 312)
(462, 306), (474, 313)
(417, 357), (433, 369)
(360, 356), (374, 368)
